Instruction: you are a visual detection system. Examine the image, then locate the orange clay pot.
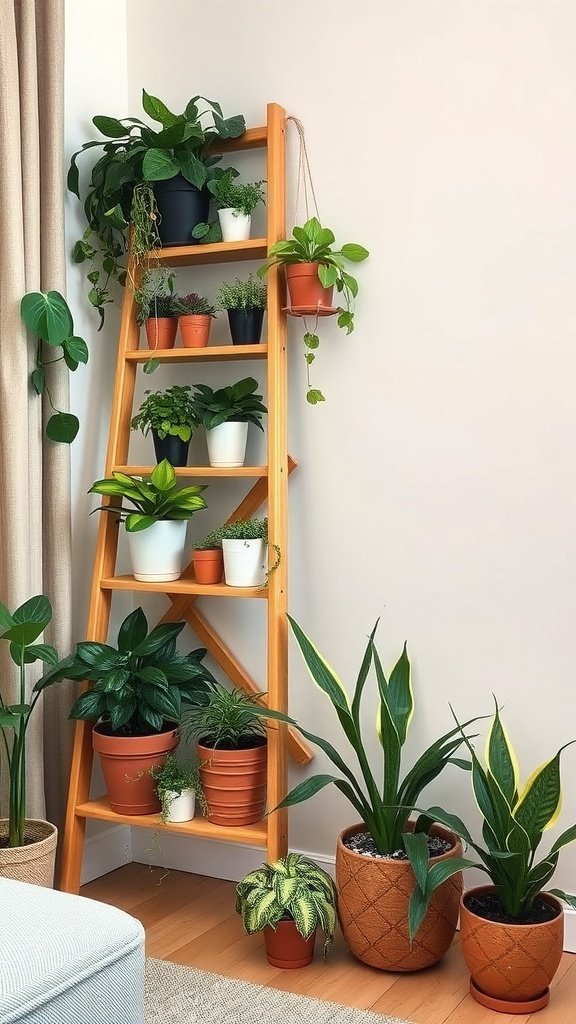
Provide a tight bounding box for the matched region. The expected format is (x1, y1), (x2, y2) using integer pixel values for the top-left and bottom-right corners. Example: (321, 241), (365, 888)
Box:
(193, 548), (223, 585)
(145, 317), (177, 350)
(179, 314), (212, 348)
(198, 738), (267, 826)
(336, 822), (463, 972)
(286, 262), (333, 308)
(264, 920), (316, 969)
(460, 885), (564, 1013)
(93, 723), (178, 815)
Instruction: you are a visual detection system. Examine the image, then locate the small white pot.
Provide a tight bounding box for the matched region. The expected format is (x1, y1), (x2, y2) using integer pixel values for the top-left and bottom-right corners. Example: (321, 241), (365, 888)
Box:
(206, 421), (248, 468)
(218, 208), (252, 242)
(127, 520), (188, 582)
(222, 538), (266, 587)
(164, 788), (196, 823)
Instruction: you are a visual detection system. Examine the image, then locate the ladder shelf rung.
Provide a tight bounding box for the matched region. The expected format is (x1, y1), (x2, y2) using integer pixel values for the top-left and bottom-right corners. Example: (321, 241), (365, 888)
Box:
(125, 344), (268, 363)
(100, 575), (268, 599)
(113, 466), (269, 478)
(75, 797), (268, 847)
(152, 237), (267, 268)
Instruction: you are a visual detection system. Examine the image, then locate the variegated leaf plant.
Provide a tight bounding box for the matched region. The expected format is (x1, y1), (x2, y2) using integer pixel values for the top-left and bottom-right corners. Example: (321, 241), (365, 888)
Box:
(413, 699), (576, 931)
(235, 853), (337, 957)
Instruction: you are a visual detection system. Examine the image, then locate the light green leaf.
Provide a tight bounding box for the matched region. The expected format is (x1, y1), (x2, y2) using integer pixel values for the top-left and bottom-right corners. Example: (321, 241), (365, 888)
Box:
(151, 459), (176, 492)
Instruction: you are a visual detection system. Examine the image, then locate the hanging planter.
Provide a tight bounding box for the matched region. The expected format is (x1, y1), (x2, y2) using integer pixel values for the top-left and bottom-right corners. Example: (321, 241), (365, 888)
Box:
(285, 262), (335, 310)
(209, 173), (266, 242)
(217, 275), (267, 345)
(190, 377), (267, 468)
(131, 385), (196, 469)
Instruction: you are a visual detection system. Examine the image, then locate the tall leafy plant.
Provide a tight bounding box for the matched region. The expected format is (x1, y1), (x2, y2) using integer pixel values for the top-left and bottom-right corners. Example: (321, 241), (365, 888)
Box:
(89, 459), (207, 532)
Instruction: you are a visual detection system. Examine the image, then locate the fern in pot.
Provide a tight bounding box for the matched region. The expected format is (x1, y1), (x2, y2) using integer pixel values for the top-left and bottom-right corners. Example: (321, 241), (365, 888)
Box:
(190, 377), (267, 469)
(217, 274), (267, 346)
(131, 385), (198, 466)
(182, 687), (267, 827)
(208, 170), (266, 241)
(236, 854), (337, 969)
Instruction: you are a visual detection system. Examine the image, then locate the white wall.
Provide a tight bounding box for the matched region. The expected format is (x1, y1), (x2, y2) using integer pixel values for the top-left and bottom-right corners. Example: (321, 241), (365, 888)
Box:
(68, 0), (576, 897)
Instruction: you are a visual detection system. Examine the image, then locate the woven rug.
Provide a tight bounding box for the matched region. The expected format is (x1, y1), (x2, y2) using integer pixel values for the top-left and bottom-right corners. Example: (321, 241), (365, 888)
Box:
(145, 958), (413, 1024)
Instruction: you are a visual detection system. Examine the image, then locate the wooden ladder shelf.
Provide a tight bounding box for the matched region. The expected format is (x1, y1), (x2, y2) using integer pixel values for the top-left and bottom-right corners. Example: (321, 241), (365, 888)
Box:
(59, 103), (313, 894)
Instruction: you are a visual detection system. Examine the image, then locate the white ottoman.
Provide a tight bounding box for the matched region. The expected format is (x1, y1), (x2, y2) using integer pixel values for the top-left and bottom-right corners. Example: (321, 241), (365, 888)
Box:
(0, 878), (144, 1024)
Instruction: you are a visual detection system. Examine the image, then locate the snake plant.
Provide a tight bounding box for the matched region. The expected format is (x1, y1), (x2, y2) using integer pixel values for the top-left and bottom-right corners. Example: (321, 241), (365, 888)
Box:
(236, 854), (337, 957)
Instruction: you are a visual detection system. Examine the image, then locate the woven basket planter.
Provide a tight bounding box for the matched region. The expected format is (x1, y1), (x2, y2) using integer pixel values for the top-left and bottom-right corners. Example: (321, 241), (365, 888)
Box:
(0, 819), (57, 887)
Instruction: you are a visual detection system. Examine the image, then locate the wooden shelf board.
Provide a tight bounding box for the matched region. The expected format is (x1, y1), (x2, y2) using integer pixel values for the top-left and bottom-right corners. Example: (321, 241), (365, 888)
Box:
(153, 238), (267, 267)
(75, 797), (267, 847)
(114, 466), (268, 478)
(209, 125), (267, 153)
(100, 575), (268, 598)
(125, 344), (267, 363)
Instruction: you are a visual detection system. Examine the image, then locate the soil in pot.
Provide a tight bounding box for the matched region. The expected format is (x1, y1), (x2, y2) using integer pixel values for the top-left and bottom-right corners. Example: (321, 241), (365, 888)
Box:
(198, 736), (267, 826)
(152, 431), (190, 467)
(460, 885), (564, 1010)
(180, 314), (212, 348)
(154, 175), (210, 247)
(0, 819), (57, 887)
(193, 548), (223, 585)
(286, 263), (333, 309)
(93, 723), (179, 815)
(336, 822), (463, 972)
(145, 318), (177, 349)
(264, 918), (316, 969)
(227, 307), (264, 345)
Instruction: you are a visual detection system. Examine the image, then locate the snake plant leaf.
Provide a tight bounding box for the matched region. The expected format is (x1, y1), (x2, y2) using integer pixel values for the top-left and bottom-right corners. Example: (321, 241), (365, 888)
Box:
(550, 823), (576, 856)
(486, 702), (519, 805)
(387, 643), (413, 745)
(276, 774), (345, 807)
(351, 621), (378, 731)
(287, 614), (350, 713)
(514, 745), (576, 840)
(403, 831), (430, 895)
(548, 888), (576, 911)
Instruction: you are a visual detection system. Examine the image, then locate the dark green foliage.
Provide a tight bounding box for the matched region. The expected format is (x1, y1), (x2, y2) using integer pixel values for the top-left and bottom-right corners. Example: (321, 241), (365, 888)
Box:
(174, 293), (216, 316)
(217, 275), (267, 311)
(182, 685), (266, 748)
(131, 386), (197, 442)
(134, 269), (178, 325)
(209, 172), (266, 215)
(190, 377), (267, 430)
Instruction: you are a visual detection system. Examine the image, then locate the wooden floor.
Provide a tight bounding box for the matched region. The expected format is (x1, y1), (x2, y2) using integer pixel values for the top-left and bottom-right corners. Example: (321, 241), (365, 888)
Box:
(82, 863), (576, 1024)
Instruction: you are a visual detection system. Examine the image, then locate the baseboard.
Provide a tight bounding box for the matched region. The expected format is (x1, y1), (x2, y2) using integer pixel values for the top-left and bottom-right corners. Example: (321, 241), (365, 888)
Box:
(81, 825), (132, 885)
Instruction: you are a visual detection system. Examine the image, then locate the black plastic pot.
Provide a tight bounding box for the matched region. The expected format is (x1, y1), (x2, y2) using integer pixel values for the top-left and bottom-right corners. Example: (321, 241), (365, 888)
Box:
(153, 175), (210, 247)
(227, 307), (265, 345)
(152, 430), (190, 467)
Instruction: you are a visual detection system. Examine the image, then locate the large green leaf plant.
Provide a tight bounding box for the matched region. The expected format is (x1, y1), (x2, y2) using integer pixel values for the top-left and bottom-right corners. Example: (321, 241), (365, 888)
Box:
(88, 459), (207, 532)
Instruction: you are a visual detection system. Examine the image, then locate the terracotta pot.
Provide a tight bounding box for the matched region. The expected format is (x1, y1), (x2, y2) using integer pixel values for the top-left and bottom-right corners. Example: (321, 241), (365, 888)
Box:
(264, 919), (316, 969)
(460, 885), (564, 1012)
(93, 724), (179, 815)
(286, 263), (333, 309)
(336, 822), (463, 972)
(145, 317), (177, 350)
(193, 547), (223, 584)
(0, 819), (57, 887)
(179, 314), (212, 348)
(197, 739), (267, 826)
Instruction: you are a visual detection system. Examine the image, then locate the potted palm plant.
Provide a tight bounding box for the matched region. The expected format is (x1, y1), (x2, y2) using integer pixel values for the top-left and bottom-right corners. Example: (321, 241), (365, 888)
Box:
(192, 528), (223, 585)
(190, 377), (267, 468)
(217, 274), (267, 345)
(258, 217), (369, 404)
(255, 616), (477, 972)
(236, 854), (337, 968)
(174, 292), (217, 348)
(89, 460), (207, 582)
(206, 517), (279, 588)
(134, 270), (179, 350)
(131, 385), (198, 466)
(182, 687), (267, 827)
(417, 701), (576, 1013)
(148, 753), (207, 823)
(208, 171), (266, 241)
(0, 595), (72, 886)
(40, 608), (216, 816)
(68, 90), (246, 322)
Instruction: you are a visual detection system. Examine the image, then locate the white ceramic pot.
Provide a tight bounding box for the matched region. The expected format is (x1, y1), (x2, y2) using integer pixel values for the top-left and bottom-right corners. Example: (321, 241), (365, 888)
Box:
(218, 208), (252, 242)
(127, 520), (188, 582)
(206, 421), (248, 468)
(164, 788), (196, 823)
(222, 538), (266, 587)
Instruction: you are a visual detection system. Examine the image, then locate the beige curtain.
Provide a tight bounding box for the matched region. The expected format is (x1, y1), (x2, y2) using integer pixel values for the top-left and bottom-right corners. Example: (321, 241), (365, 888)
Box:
(0, 0), (73, 833)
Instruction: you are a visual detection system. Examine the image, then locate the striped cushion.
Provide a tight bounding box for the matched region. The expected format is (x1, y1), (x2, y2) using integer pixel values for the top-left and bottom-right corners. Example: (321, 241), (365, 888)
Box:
(0, 877), (144, 1023)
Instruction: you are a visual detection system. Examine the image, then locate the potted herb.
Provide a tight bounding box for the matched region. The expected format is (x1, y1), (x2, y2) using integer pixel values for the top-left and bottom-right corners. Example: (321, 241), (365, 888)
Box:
(208, 171), (266, 241)
(41, 608), (216, 816)
(89, 460), (207, 582)
(236, 854), (337, 968)
(217, 274), (267, 346)
(174, 292), (217, 349)
(182, 687), (266, 827)
(68, 91), (246, 323)
(134, 270), (179, 350)
(258, 216), (369, 404)
(0, 595), (72, 885)
(149, 753), (207, 823)
(255, 617), (476, 972)
(419, 702), (576, 1013)
(131, 385), (197, 466)
(192, 529), (223, 585)
(208, 517), (279, 588)
(191, 377), (267, 468)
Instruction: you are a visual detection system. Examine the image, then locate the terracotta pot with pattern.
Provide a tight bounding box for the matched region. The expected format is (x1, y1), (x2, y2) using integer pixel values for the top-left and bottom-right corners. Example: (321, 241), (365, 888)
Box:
(198, 738), (267, 826)
(336, 822), (463, 972)
(460, 885), (564, 1013)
